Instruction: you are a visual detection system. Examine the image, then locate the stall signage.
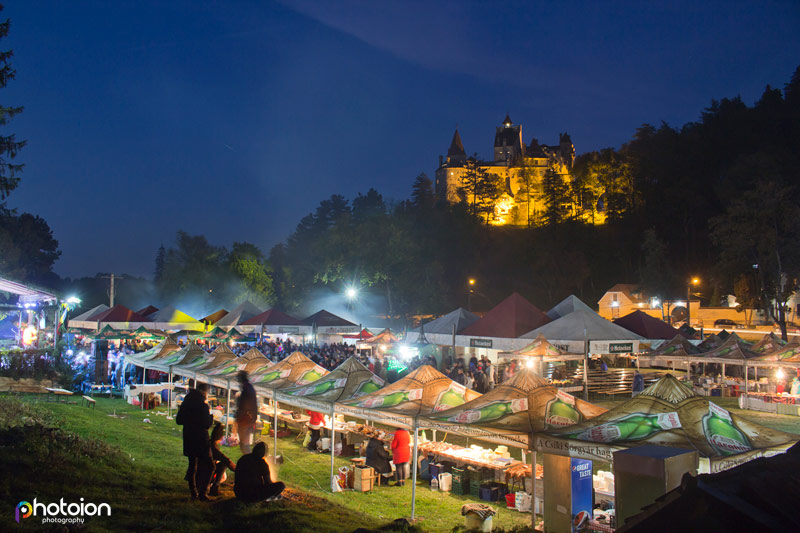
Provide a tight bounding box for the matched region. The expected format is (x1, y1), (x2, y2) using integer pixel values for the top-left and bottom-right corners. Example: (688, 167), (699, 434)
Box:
(609, 342), (633, 353)
(470, 338), (493, 348)
(570, 458), (593, 532)
(278, 326), (300, 333)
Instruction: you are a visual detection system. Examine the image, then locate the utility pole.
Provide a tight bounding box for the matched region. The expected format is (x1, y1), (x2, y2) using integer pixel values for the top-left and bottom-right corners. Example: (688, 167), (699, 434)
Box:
(102, 274), (123, 307)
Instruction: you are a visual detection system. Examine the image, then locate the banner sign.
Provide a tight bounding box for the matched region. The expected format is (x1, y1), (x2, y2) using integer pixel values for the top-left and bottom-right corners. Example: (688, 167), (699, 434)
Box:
(571, 458), (593, 532)
(609, 342), (634, 353)
(470, 338), (493, 348)
(278, 326), (300, 333)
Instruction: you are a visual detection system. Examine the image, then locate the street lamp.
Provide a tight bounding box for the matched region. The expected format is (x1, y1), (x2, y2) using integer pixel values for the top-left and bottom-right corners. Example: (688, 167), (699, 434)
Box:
(687, 277), (700, 327)
(468, 278), (476, 311)
(346, 287), (358, 301)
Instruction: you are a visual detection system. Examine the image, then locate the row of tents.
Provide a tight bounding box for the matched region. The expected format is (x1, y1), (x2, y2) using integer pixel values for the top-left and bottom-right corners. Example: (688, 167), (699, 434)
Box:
(69, 302), (362, 337)
(123, 337), (798, 520)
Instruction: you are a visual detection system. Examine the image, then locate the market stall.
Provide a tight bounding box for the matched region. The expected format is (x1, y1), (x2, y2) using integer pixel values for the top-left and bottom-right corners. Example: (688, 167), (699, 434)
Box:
(535, 374), (799, 473)
(276, 356), (385, 489)
(423, 368), (608, 522)
(337, 364), (481, 518)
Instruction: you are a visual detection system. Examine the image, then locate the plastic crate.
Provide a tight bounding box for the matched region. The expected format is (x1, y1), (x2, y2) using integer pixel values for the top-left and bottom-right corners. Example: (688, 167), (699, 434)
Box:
(452, 479), (471, 495)
(470, 482), (481, 499)
(429, 463), (443, 480)
(451, 467), (469, 486)
(479, 482), (508, 502)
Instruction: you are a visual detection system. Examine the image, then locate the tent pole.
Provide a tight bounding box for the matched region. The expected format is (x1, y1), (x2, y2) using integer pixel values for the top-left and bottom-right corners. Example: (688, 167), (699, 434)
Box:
(142, 364), (146, 410)
(583, 337), (589, 401)
(273, 394), (278, 461)
(744, 364), (749, 397)
(411, 419), (419, 521)
(330, 404), (336, 490)
(168, 370), (173, 419)
(225, 379), (232, 439)
(531, 448), (537, 530)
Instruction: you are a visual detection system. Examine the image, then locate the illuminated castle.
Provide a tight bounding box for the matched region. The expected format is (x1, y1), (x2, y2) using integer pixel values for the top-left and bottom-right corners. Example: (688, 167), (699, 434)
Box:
(435, 115), (600, 226)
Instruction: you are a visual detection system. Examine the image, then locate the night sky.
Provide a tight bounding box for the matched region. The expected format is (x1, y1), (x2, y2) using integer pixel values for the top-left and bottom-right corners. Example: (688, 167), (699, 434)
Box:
(5, 1), (800, 278)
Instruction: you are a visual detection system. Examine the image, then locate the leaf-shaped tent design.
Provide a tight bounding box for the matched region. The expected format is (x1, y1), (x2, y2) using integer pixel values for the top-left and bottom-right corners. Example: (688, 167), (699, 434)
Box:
(249, 351), (329, 397)
(338, 365), (481, 430)
(125, 337), (180, 366)
(422, 368), (606, 447)
(535, 374), (798, 473)
(277, 356), (384, 412)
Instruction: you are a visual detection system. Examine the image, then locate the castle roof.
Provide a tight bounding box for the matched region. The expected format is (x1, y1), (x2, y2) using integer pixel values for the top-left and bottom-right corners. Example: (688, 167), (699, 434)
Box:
(447, 129), (466, 157)
(502, 113), (513, 125)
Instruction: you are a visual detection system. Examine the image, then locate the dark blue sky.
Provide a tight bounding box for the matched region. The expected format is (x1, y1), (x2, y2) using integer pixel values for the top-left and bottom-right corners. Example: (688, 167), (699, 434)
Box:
(5, 0), (799, 278)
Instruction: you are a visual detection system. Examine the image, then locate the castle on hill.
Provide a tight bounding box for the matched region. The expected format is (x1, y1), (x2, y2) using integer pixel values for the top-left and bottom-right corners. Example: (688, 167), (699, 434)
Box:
(434, 115), (604, 226)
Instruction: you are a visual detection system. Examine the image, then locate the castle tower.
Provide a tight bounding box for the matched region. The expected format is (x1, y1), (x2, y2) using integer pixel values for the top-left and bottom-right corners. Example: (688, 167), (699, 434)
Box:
(447, 129), (467, 165)
(494, 114), (523, 163)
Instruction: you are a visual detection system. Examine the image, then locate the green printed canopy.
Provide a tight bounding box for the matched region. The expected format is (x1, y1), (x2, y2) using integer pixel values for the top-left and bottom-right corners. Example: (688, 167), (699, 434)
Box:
(535, 375), (798, 473)
(192, 326), (230, 341)
(125, 338), (180, 366)
(751, 332), (788, 354)
(131, 326), (166, 340)
(337, 365), (481, 430)
(250, 351), (329, 397)
(422, 368), (607, 447)
(754, 341), (800, 362)
(147, 341), (208, 372)
(277, 356), (384, 413)
(90, 325), (133, 340)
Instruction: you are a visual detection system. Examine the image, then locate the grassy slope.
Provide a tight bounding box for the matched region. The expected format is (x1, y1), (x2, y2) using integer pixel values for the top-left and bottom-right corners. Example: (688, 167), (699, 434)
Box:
(1, 395), (531, 532)
(0, 396), (396, 532)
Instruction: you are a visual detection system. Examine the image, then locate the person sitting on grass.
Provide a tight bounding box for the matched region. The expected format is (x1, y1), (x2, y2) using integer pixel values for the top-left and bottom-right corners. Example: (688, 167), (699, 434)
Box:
(234, 441), (285, 503)
(202, 422), (236, 496)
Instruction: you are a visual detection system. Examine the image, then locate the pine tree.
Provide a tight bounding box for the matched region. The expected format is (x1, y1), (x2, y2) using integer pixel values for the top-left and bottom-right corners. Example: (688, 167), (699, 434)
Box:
(410, 173), (435, 210)
(458, 157), (503, 223)
(0, 8), (25, 201)
(154, 245), (165, 282)
(540, 168), (570, 225)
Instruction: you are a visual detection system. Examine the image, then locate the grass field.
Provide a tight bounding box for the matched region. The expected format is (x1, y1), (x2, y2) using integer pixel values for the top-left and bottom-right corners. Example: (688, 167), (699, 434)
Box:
(2, 393), (799, 532)
(0, 395), (531, 532)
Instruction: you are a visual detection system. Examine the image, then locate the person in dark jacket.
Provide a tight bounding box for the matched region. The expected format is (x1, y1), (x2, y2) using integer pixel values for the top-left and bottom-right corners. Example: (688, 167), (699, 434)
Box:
(364, 437), (391, 475)
(236, 371), (258, 455)
(176, 382), (214, 500)
(234, 441), (285, 503)
(201, 422), (236, 496)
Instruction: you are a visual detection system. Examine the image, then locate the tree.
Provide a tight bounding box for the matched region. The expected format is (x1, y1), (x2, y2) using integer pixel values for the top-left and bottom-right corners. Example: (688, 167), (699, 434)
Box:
(711, 181), (800, 340)
(0, 211), (60, 285)
(410, 173), (434, 211)
(539, 168), (570, 226)
(352, 188), (386, 223)
(515, 163), (537, 227)
(457, 157), (503, 223)
(0, 8), (24, 201)
(153, 245), (165, 283)
(639, 228), (672, 298)
(228, 242), (275, 306)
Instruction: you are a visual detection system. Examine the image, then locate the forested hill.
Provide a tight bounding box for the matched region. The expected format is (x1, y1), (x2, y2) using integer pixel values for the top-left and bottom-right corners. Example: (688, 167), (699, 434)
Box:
(266, 65), (800, 318)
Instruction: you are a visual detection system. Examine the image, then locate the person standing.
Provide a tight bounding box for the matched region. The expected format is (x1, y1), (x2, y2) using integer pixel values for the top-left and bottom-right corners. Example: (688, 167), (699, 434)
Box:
(236, 371), (258, 455)
(306, 410), (324, 451)
(234, 441), (285, 503)
(176, 381), (214, 501)
(390, 428), (411, 487)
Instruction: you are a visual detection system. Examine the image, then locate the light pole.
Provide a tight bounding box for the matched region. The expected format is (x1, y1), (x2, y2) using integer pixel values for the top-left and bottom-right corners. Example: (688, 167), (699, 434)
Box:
(467, 278), (476, 311)
(687, 277), (699, 327)
(345, 286), (358, 313)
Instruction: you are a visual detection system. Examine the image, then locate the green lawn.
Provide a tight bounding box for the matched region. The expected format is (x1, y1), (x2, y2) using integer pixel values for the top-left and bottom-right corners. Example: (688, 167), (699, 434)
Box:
(0, 395), (530, 532)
